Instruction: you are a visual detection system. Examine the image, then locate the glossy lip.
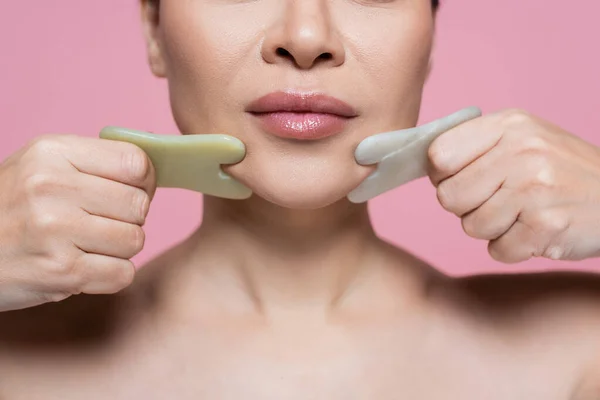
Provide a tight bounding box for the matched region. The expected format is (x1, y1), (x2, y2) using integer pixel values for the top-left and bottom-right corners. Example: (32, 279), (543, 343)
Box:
(246, 91), (358, 140)
(246, 91), (358, 117)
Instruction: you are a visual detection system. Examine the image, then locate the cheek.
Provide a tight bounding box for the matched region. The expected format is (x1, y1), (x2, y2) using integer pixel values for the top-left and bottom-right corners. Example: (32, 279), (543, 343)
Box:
(345, 11), (433, 126)
(158, 4), (259, 132)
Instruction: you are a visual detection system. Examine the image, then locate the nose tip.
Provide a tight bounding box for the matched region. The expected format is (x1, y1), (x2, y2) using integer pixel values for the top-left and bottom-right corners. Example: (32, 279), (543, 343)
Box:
(261, 4), (345, 70)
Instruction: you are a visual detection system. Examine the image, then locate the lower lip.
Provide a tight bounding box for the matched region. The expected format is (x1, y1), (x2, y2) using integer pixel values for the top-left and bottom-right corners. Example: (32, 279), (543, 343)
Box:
(250, 112), (350, 140)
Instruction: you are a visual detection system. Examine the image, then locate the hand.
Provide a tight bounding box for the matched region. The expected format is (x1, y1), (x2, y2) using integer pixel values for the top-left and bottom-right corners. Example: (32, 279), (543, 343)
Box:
(427, 109), (600, 263)
(0, 134), (157, 312)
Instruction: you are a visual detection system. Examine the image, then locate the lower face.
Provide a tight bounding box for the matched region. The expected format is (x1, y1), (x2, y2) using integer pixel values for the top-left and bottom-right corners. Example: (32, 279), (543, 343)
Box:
(155, 0), (435, 209)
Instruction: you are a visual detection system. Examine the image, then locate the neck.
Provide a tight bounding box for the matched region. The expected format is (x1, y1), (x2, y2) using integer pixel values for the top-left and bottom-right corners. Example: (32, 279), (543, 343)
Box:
(142, 195), (437, 324)
(170, 195), (381, 313)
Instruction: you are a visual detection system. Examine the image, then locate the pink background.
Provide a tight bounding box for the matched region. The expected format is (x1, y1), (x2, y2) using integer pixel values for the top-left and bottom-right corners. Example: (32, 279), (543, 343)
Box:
(1, 1), (599, 275)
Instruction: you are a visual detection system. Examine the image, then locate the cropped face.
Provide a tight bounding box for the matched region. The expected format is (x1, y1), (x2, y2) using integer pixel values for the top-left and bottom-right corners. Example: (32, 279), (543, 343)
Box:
(142, 0), (435, 209)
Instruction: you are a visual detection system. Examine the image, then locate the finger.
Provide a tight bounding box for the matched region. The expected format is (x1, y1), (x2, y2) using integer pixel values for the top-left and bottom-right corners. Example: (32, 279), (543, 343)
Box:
(487, 207), (571, 264)
(75, 253), (136, 294)
(76, 173), (151, 225)
(72, 214), (145, 259)
(355, 107), (482, 165)
(428, 111), (506, 185)
(60, 134), (157, 197)
(461, 187), (519, 241)
(461, 161), (575, 241)
(486, 220), (537, 264)
(436, 145), (506, 217)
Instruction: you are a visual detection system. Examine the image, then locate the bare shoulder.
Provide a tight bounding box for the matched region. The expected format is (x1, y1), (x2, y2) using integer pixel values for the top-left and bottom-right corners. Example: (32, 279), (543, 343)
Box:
(431, 269), (600, 346)
(455, 270), (600, 311)
(0, 264), (163, 351)
(444, 270), (600, 331)
(0, 241), (185, 351)
(449, 271), (600, 399)
(0, 293), (129, 350)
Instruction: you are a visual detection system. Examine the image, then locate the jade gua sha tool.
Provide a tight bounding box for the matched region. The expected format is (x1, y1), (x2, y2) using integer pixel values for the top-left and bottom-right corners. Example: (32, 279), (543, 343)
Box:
(99, 127), (252, 200)
(99, 107), (480, 202)
(348, 107), (483, 203)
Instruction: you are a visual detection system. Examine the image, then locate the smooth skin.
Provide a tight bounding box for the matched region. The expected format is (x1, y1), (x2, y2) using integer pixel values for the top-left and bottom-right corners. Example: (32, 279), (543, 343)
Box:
(2, 0), (600, 399)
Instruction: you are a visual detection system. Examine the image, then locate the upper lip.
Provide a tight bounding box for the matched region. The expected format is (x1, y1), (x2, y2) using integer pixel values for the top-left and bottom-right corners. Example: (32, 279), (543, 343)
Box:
(246, 91), (358, 118)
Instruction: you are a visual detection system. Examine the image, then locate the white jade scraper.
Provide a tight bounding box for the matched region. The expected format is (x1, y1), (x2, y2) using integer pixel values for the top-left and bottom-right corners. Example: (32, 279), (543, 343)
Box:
(348, 107), (483, 203)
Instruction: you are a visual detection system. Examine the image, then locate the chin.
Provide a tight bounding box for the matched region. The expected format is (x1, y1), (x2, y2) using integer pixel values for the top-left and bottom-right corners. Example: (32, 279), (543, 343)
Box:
(225, 147), (373, 210)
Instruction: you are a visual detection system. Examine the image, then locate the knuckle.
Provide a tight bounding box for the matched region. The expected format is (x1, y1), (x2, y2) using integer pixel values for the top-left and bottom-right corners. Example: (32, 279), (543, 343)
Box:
(487, 240), (521, 264)
(427, 141), (452, 173)
(112, 260), (136, 291)
(21, 240), (85, 295)
(520, 135), (550, 154)
(38, 257), (82, 297)
(461, 214), (480, 238)
(522, 156), (557, 189)
(126, 225), (146, 256)
(462, 207), (505, 240)
(29, 135), (57, 150)
(527, 208), (570, 236)
(131, 189), (151, 224)
(64, 253), (87, 292)
(122, 145), (150, 183)
(487, 242), (506, 263)
(40, 291), (72, 304)
(436, 181), (456, 211)
(45, 255), (78, 277)
(500, 108), (532, 128)
(522, 181), (553, 201)
(27, 135), (64, 157)
(542, 245), (565, 261)
(28, 206), (61, 234)
(23, 173), (60, 198)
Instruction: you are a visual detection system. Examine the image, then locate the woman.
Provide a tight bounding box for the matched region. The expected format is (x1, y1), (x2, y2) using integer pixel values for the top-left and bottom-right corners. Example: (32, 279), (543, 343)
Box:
(2, 0), (600, 398)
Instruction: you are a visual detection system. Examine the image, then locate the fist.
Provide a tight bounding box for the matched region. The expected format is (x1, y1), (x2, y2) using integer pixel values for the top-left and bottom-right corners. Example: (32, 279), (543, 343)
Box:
(428, 109), (600, 263)
(0, 134), (156, 311)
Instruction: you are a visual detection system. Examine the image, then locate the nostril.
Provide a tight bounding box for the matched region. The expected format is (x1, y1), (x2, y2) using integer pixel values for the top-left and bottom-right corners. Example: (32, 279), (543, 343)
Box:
(273, 48), (335, 66)
(276, 48), (291, 57)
